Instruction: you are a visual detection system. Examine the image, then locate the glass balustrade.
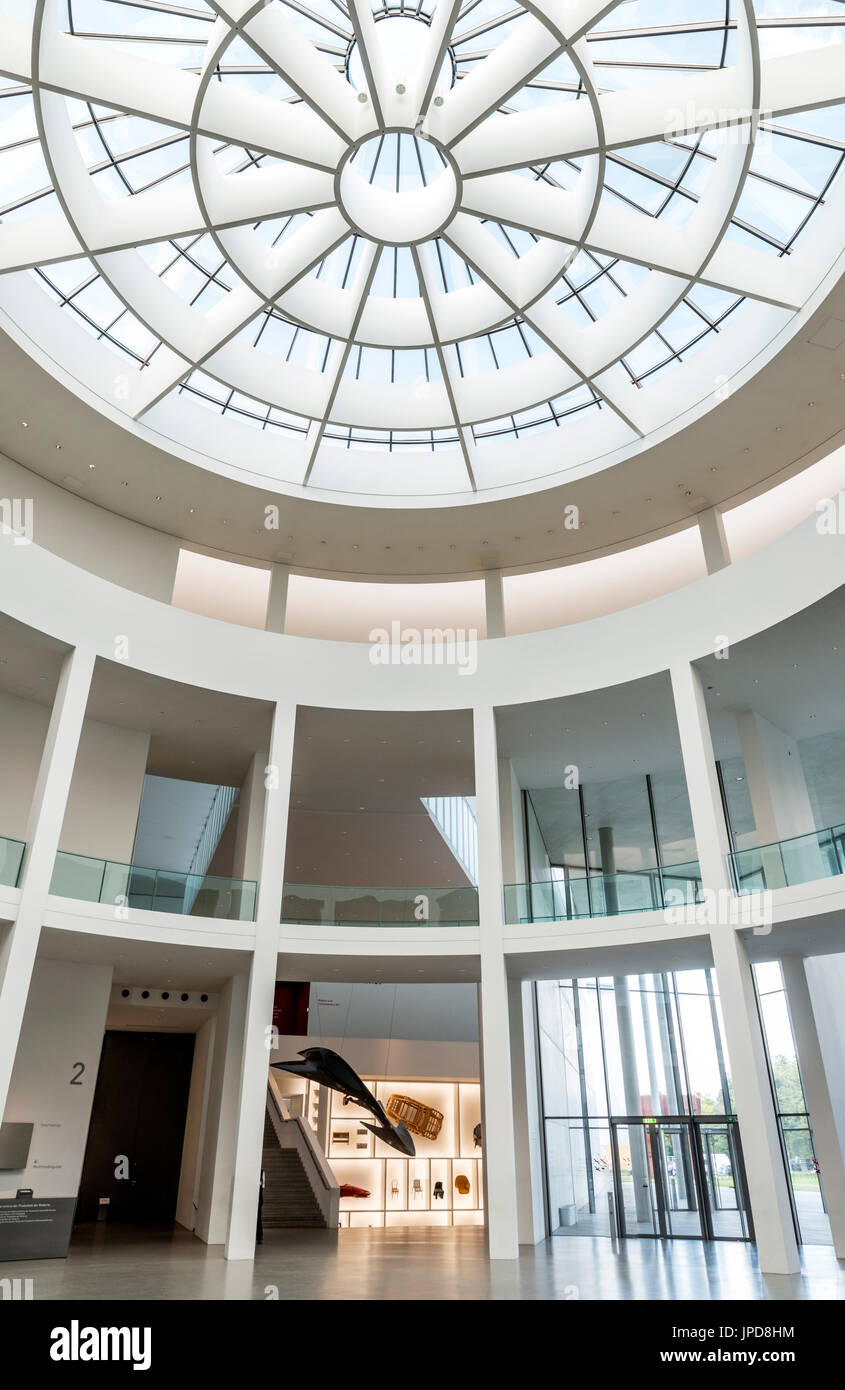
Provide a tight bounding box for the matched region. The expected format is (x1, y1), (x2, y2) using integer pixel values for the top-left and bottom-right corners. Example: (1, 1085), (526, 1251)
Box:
(0, 835), (26, 888)
(730, 824), (845, 894)
(504, 862), (703, 924)
(281, 883), (479, 927)
(50, 851), (257, 921)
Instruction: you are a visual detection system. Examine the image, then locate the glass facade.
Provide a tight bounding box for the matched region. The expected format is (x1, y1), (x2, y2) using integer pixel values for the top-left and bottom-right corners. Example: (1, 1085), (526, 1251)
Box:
(538, 972), (750, 1242)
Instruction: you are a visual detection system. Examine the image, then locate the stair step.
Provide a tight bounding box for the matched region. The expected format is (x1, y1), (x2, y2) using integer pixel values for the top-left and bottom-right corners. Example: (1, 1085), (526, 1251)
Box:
(260, 1102), (328, 1230)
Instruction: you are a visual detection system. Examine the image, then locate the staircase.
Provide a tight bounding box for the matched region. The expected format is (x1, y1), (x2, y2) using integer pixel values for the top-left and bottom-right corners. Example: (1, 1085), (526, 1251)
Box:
(261, 1112), (327, 1229)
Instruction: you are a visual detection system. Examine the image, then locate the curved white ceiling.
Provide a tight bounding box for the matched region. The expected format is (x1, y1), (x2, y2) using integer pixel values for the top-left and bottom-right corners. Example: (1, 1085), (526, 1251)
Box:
(1, 0), (845, 501)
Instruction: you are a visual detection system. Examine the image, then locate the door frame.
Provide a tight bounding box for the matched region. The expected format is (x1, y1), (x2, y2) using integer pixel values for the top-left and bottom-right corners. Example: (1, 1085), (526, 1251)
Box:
(609, 1114), (752, 1243)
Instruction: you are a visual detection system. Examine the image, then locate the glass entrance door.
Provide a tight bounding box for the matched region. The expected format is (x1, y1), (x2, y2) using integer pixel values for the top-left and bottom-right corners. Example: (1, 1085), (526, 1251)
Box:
(697, 1121), (751, 1240)
(610, 1117), (750, 1242)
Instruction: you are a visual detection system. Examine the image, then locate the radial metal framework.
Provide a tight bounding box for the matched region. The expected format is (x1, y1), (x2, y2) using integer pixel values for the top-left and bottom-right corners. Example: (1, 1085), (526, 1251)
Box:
(1, 0), (844, 493)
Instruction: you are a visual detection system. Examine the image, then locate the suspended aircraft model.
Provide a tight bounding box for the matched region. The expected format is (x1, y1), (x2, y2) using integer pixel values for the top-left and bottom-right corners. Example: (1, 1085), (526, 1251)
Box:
(272, 1046), (416, 1157)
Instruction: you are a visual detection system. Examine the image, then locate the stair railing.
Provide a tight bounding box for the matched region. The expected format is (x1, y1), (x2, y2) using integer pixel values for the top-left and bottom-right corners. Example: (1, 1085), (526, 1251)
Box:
(266, 1072), (340, 1229)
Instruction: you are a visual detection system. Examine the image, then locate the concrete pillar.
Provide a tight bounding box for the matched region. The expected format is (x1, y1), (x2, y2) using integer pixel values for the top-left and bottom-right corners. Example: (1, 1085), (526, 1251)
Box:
(265, 563), (290, 634)
(670, 660), (732, 894)
(507, 977), (546, 1244)
(697, 506), (731, 575)
(671, 659), (799, 1273)
(0, 645), (95, 1120)
(781, 955), (845, 1258)
(599, 825), (617, 914)
(805, 955), (845, 1161)
(711, 930), (799, 1271)
(195, 972), (248, 1245)
(484, 569), (506, 639)
(498, 756), (525, 885)
(225, 703), (296, 1260)
(231, 750), (267, 884)
(473, 705), (519, 1258)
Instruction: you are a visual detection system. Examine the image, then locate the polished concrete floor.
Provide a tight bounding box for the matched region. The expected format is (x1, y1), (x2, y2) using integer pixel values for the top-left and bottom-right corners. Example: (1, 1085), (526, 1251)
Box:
(4, 1224), (844, 1300)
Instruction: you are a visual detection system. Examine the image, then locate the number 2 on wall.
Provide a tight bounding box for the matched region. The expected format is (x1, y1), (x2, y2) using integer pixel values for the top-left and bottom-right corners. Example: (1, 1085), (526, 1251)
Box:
(69, 1062), (85, 1085)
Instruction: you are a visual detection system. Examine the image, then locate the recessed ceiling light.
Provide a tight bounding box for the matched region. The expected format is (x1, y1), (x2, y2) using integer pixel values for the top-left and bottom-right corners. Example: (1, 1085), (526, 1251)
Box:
(55, 442), (62, 450)
(153, 494), (162, 501)
(88, 463), (95, 469)
(20, 420), (28, 428)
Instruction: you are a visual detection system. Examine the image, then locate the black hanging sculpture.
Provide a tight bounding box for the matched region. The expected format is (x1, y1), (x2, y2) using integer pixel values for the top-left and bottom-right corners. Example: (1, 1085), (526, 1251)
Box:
(272, 1046), (416, 1157)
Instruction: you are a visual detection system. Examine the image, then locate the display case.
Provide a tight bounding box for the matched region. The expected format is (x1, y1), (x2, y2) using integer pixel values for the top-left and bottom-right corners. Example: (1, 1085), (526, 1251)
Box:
(328, 1079), (484, 1228)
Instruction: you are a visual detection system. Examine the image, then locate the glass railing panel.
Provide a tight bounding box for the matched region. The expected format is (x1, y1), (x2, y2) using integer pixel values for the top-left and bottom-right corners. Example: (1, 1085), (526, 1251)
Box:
(50, 851), (109, 901)
(280, 883), (479, 926)
(504, 862), (702, 923)
(50, 851), (256, 921)
(0, 835), (26, 888)
(731, 824), (845, 893)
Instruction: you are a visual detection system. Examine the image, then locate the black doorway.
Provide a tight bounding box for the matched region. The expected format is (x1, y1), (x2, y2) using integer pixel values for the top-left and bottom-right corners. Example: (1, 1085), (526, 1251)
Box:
(76, 1031), (195, 1224)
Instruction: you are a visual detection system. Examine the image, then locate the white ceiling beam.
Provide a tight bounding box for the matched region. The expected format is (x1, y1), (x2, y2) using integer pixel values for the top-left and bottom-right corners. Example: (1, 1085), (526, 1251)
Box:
(412, 243), (477, 488)
(0, 165), (336, 272)
(206, 0), (366, 143)
(523, 0), (623, 44)
(302, 242), (380, 483)
(1, 16), (345, 170)
(131, 209), (351, 417)
(454, 43), (845, 178)
(426, 13), (564, 147)
(413, 0), (464, 118)
(444, 216), (646, 435)
(460, 175), (806, 309)
(347, 0), (393, 129)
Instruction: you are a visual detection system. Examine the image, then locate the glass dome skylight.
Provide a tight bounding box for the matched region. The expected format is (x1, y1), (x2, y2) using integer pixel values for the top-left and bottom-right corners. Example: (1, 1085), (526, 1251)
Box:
(1, 0), (844, 498)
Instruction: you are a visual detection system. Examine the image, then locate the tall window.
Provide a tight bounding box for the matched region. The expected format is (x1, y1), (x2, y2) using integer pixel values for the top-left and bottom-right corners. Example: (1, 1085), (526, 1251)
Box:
(537, 971), (740, 1239)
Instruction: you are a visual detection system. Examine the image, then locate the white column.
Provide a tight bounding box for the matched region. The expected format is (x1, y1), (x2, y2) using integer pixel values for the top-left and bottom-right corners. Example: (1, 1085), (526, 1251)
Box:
(225, 702), (296, 1260)
(265, 563), (290, 634)
(473, 705), (519, 1258)
(483, 569), (506, 639)
(781, 955), (845, 1258)
(0, 645), (95, 1121)
(507, 978), (547, 1244)
(711, 930), (799, 1272)
(671, 659), (799, 1273)
(670, 661), (732, 891)
(195, 971), (249, 1245)
(697, 507), (731, 575)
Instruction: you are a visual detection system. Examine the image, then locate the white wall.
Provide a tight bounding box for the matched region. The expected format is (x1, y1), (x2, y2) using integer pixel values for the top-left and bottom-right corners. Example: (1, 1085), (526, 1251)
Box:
(172, 549), (271, 630)
(0, 692), (49, 841)
(1, 957), (112, 1198)
(275, 1034), (479, 1081)
(307, 982), (479, 1044)
(0, 693), (150, 863)
(0, 452), (181, 604)
(61, 720), (150, 863)
(285, 575), (486, 642)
